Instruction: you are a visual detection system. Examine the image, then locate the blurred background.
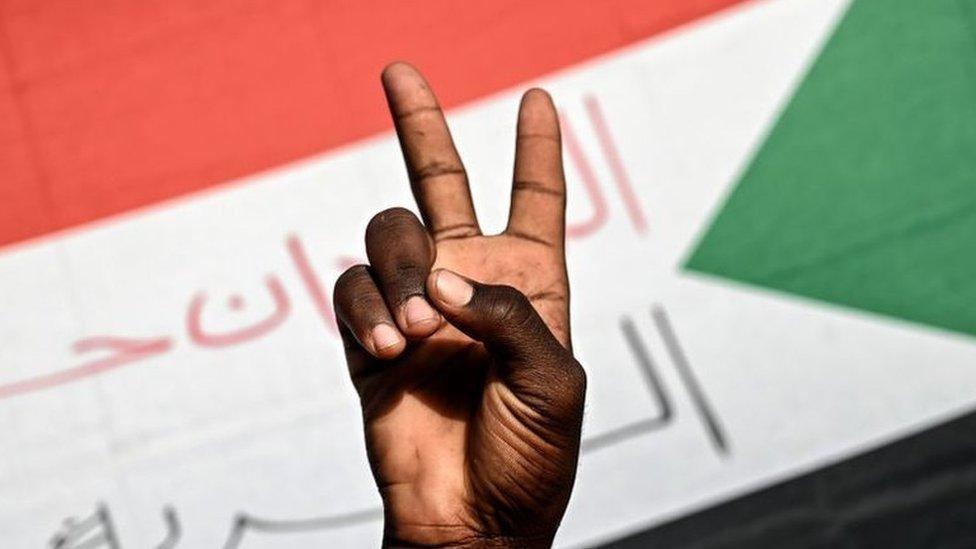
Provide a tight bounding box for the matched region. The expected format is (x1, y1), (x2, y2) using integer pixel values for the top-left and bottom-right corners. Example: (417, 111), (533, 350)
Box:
(2, 0), (975, 547)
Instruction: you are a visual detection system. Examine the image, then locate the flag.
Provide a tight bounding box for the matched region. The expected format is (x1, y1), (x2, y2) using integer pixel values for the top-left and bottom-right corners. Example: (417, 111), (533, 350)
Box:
(1, 1), (974, 547)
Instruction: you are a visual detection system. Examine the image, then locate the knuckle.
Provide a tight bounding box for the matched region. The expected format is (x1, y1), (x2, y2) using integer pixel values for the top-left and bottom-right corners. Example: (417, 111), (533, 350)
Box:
(564, 359), (587, 396)
(347, 292), (380, 313)
(498, 284), (531, 308)
(516, 359), (585, 428)
(393, 262), (426, 283)
(388, 263), (427, 301)
(486, 285), (532, 324)
(333, 264), (370, 297)
(544, 359), (587, 420)
(366, 207), (418, 239)
(412, 158), (466, 182)
(365, 208), (432, 272)
(333, 265), (383, 322)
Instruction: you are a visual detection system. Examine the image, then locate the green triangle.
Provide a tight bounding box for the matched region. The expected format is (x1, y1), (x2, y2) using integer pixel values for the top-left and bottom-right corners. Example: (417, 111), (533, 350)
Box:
(685, 0), (976, 338)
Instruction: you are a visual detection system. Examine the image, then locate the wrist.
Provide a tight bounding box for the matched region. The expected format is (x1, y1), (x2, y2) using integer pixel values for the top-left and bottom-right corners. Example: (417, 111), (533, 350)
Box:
(382, 521), (555, 549)
(382, 534), (553, 549)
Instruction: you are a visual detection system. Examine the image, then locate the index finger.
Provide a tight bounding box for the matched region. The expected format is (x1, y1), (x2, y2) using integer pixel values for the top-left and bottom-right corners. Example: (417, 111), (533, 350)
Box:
(382, 62), (481, 240)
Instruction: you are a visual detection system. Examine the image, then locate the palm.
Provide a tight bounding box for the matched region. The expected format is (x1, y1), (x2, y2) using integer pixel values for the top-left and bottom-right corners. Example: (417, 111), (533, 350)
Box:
(336, 63), (582, 547)
(436, 236), (569, 343)
(356, 235), (569, 533)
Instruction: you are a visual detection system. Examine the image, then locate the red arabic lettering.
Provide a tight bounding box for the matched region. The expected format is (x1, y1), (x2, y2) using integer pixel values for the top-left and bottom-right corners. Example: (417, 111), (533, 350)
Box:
(585, 95), (648, 234)
(187, 275), (291, 348)
(286, 234), (339, 336)
(0, 336), (172, 400)
(561, 112), (610, 239)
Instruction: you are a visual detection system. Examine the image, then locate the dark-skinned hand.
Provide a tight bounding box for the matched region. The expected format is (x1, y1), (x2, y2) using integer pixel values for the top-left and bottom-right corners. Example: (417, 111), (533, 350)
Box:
(333, 62), (586, 549)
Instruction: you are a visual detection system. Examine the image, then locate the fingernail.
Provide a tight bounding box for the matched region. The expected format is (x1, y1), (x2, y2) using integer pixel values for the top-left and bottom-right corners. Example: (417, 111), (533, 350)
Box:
(404, 295), (438, 327)
(434, 270), (473, 306)
(371, 323), (402, 352)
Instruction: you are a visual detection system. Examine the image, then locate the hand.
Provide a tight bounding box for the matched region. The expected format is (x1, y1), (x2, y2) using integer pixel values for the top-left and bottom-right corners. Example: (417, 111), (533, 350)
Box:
(333, 62), (586, 548)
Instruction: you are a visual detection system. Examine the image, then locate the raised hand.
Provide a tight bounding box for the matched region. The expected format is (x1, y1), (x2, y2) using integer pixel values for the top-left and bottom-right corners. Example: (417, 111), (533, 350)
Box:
(333, 62), (586, 548)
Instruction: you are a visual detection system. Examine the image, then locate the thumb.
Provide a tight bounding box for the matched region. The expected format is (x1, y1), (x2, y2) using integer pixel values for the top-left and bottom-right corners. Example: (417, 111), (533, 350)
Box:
(426, 269), (585, 419)
(427, 269), (560, 359)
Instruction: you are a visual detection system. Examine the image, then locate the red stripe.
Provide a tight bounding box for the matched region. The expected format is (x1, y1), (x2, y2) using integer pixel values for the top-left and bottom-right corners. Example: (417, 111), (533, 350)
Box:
(0, 0), (746, 249)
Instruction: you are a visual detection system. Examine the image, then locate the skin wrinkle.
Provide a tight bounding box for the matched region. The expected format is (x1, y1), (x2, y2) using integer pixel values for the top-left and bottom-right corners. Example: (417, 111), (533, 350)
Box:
(432, 224), (482, 242)
(527, 291), (565, 304)
(393, 104), (444, 122)
(390, 263), (428, 292)
(515, 132), (561, 143)
(411, 163), (468, 185)
(431, 222), (481, 236)
(506, 231), (557, 249)
(480, 384), (569, 475)
(511, 179), (565, 197)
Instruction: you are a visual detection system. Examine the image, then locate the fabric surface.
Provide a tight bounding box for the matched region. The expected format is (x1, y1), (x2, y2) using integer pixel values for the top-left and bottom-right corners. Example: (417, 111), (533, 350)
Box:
(0, 0), (743, 249)
(687, 0), (976, 338)
(601, 405), (976, 548)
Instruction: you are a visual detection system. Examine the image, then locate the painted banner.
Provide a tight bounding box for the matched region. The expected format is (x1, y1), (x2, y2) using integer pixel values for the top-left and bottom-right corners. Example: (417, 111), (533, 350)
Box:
(2, 1), (975, 547)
